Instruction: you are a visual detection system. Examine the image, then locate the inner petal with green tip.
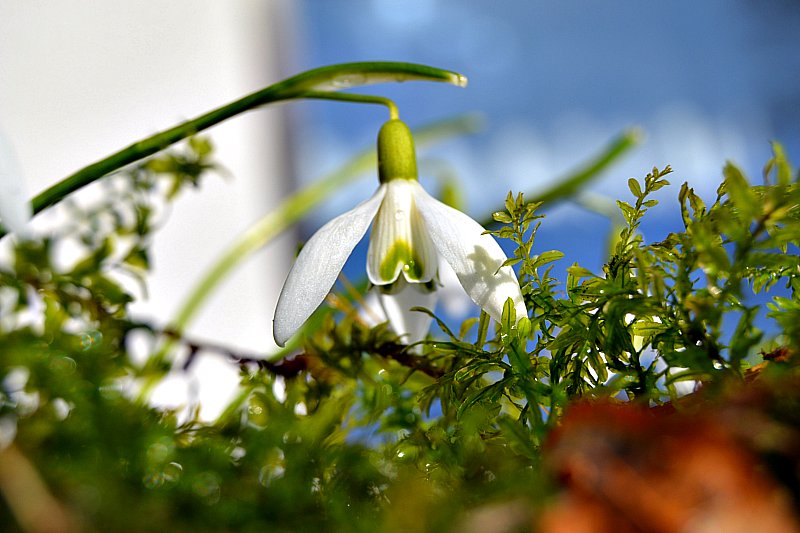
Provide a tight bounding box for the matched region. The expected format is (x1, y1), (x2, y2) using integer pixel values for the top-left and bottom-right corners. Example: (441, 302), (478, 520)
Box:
(379, 240), (425, 281)
(367, 180), (436, 285)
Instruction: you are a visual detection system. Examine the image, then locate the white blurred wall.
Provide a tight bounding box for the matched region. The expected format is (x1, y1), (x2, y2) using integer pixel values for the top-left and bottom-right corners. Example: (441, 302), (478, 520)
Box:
(0, 1), (297, 418)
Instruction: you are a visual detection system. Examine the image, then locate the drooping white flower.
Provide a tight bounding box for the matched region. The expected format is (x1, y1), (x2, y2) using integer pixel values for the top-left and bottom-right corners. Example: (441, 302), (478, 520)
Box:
(273, 119), (526, 347)
(0, 128), (32, 238)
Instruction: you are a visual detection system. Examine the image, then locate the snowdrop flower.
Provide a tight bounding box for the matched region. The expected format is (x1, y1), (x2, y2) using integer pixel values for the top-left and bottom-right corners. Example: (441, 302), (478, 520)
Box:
(273, 119), (526, 346)
(0, 127), (32, 238)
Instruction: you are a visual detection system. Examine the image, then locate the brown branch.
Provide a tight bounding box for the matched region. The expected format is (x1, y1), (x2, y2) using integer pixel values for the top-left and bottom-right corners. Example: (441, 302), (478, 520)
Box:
(375, 344), (447, 379)
(129, 322), (308, 378)
(132, 321), (445, 379)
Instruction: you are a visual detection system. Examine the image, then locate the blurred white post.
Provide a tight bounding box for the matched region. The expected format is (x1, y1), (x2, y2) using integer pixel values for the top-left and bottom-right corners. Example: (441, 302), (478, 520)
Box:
(0, 1), (297, 419)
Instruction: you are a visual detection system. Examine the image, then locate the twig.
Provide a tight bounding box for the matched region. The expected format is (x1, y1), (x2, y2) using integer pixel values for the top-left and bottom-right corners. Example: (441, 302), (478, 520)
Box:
(130, 321), (445, 379)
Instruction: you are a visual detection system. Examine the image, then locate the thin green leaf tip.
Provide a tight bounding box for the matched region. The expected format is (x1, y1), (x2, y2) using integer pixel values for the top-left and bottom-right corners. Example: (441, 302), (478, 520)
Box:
(295, 61), (468, 91)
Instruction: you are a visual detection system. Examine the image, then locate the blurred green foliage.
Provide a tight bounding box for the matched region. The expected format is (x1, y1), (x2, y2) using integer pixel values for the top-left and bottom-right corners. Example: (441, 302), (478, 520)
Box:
(0, 137), (798, 532)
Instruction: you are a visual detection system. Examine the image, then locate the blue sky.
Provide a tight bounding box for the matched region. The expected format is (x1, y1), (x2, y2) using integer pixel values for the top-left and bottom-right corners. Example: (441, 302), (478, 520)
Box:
(290, 0), (800, 335)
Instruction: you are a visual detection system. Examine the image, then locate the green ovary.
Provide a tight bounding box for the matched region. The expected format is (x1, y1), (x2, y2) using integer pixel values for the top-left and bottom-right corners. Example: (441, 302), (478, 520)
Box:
(380, 241), (425, 282)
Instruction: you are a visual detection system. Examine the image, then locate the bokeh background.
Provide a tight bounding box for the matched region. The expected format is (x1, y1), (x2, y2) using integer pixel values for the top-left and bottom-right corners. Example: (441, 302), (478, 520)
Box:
(2, 0), (798, 417)
(293, 0), (800, 274)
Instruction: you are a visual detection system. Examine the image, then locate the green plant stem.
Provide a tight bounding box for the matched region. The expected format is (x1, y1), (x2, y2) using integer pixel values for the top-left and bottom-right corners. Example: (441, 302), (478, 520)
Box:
(0, 62), (465, 239)
(300, 91), (400, 120)
(479, 128), (641, 227)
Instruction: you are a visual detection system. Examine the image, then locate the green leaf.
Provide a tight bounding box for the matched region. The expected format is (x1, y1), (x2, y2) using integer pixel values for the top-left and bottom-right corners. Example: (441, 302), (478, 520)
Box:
(456, 380), (506, 420)
(688, 192), (706, 217)
(289, 61), (467, 92)
(628, 177), (643, 199)
(723, 162), (758, 220)
(764, 141), (792, 186)
(533, 250), (565, 268)
(458, 317), (479, 339)
(504, 192), (516, 215)
(517, 317), (532, 339)
(650, 181), (669, 192)
(501, 297), (518, 335)
(492, 211), (513, 224)
(567, 264), (596, 279)
(124, 246), (150, 270)
(629, 319), (668, 339)
(616, 200), (636, 223)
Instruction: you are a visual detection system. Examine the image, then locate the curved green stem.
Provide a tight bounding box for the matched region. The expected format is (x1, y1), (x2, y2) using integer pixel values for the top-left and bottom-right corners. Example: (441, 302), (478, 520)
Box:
(0, 62), (466, 239)
(532, 128), (642, 205)
(136, 115), (480, 395)
(299, 91), (400, 120)
(479, 128), (642, 227)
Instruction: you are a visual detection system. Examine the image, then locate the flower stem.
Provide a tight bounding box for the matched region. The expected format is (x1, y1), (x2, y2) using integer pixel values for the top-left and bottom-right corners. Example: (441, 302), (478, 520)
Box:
(0, 62), (466, 238)
(299, 91), (400, 119)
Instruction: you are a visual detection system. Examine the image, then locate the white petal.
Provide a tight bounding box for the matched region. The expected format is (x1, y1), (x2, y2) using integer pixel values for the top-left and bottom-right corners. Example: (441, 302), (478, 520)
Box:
(376, 278), (437, 345)
(273, 186), (387, 346)
(358, 290), (387, 328)
(437, 259), (473, 318)
(0, 129), (32, 237)
(414, 186), (527, 323)
(367, 180), (437, 285)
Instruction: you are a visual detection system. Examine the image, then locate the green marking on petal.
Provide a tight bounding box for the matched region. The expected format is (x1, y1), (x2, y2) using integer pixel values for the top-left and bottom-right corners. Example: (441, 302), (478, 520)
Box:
(380, 240), (425, 282)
